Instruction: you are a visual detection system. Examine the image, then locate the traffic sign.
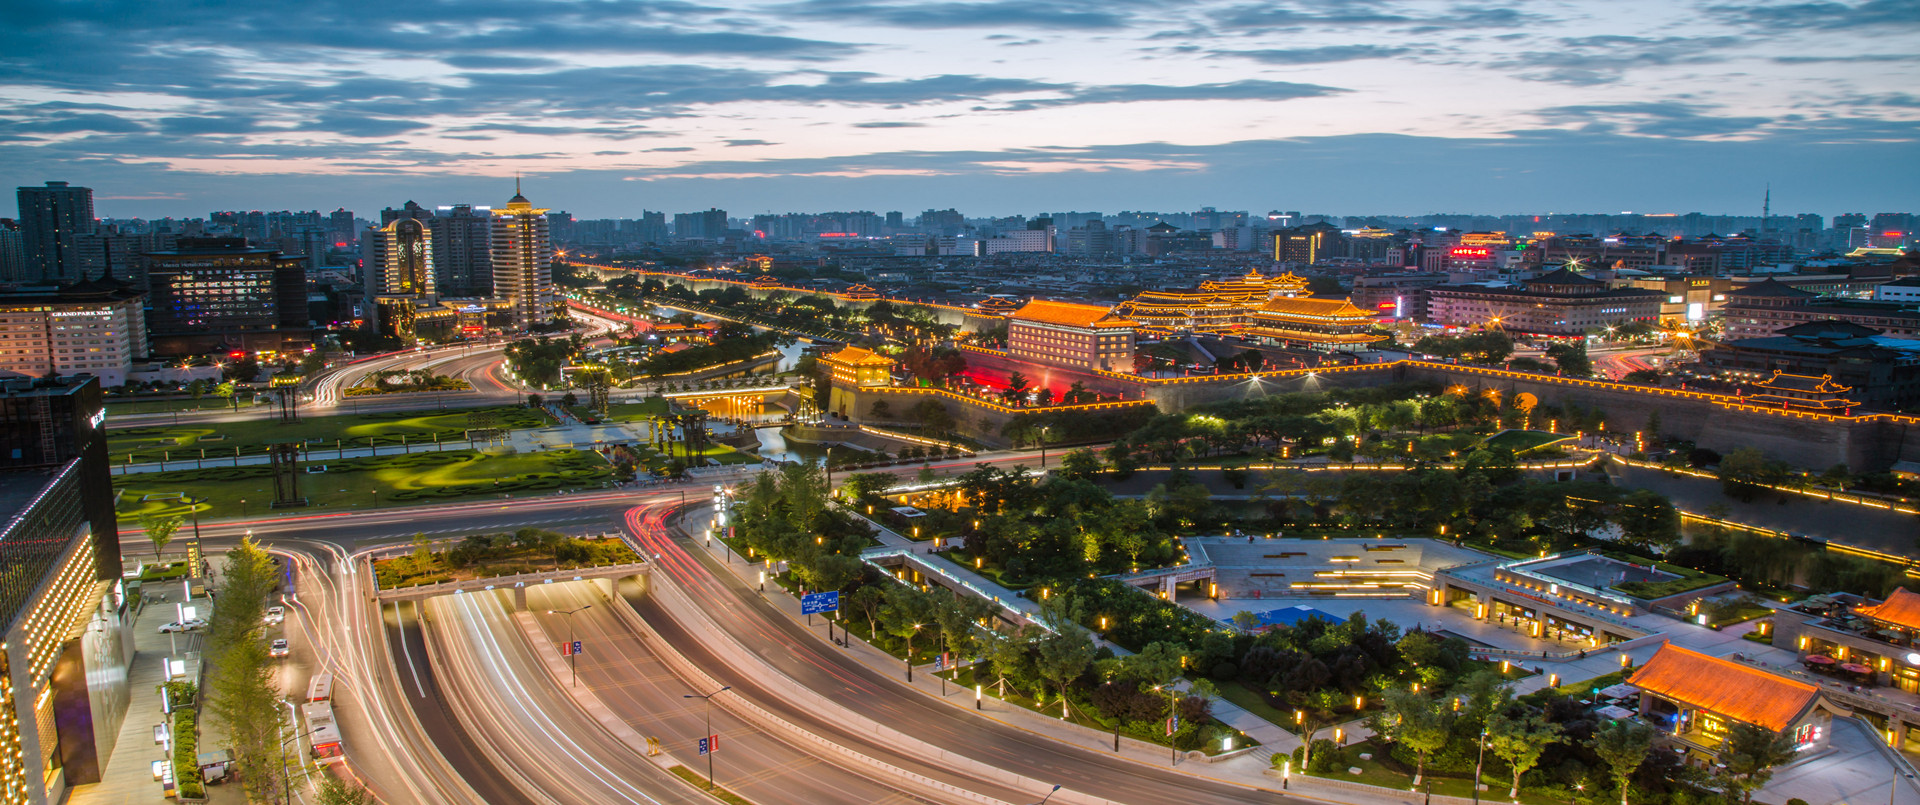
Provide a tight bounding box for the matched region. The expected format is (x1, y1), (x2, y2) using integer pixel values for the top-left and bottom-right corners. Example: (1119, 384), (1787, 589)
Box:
(697, 735), (719, 755)
(573, 640), (583, 655)
(561, 641), (583, 656)
(800, 591), (840, 615)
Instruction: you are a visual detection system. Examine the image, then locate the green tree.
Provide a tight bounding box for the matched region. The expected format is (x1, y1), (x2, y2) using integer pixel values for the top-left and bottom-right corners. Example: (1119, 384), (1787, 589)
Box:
(1382, 689), (1453, 785)
(1295, 689), (1348, 772)
(1002, 372), (1032, 405)
(205, 536), (286, 804)
(1589, 719), (1654, 805)
(139, 513), (182, 564)
(1033, 627), (1096, 708)
(1544, 340), (1593, 376)
(1058, 448), (1102, 480)
(1119, 641), (1186, 689)
(315, 770), (376, 805)
(869, 399), (892, 419)
(1715, 723), (1797, 804)
(1487, 710), (1562, 799)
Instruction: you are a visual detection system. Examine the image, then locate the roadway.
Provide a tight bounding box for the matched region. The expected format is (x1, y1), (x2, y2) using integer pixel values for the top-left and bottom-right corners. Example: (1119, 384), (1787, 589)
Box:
(625, 501), (1300, 805)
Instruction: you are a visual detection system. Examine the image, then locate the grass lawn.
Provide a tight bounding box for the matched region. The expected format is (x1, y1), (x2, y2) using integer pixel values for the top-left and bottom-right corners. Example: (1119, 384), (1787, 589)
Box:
(373, 537), (640, 588)
(1601, 551), (1730, 599)
(667, 766), (752, 805)
(1216, 679), (1299, 732)
(1480, 430), (1571, 454)
(693, 444), (760, 465)
(1301, 745), (1570, 805)
(115, 448), (612, 520)
(107, 405), (550, 462)
(601, 398), (671, 422)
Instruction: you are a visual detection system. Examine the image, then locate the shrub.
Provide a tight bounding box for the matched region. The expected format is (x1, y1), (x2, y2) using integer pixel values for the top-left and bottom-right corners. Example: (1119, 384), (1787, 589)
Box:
(1290, 739), (1340, 773)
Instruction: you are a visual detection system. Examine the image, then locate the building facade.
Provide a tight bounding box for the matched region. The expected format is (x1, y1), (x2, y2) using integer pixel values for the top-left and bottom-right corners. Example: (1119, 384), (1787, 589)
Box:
(1424, 269), (1664, 336)
(427, 205), (493, 296)
(490, 188), (554, 331)
(14, 183), (94, 285)
(0, 276), (147, 388)
(1115, 270), (1307, 334)
(1006, 300), (1136, 371)
(1722, 279), (1920, 341)
(1629, 643), (1838, 765)
(1241, 297), (1385, 351)
(371, 218), (438, 340)
(0, 376), (133, 805)
(144, 238), (310, 356)
(1702, 320), (1920, 408)
(821, 345), (895, 419)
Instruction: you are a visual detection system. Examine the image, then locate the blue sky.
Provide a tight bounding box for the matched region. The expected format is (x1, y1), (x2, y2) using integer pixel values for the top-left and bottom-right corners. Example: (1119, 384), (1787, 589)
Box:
(1, 0), (1914, 219)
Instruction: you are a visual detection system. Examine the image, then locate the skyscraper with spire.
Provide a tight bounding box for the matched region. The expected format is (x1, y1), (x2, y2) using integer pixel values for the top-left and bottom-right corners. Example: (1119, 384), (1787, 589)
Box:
(489, 179), (553, 331)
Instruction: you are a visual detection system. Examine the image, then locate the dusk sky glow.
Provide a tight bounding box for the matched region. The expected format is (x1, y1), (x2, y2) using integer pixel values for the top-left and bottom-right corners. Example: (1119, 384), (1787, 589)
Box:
(3, 0), (1916, 218)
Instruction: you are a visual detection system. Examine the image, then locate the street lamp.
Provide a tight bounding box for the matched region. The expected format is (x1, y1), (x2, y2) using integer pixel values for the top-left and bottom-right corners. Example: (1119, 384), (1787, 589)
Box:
(547, 605), (592, 686)
(683, 685), (731, 791)
(905, 623), (922, 682)
(1471, 726), (1488, 805)
(1038, 425), (1052, 468)
(1028, 784), (1062, 805)
(278, 723), (320, 805)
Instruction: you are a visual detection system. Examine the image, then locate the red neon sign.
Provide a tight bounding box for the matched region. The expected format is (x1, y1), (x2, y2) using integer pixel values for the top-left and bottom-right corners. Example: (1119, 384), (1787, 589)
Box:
(1449, 247), (1492, 259)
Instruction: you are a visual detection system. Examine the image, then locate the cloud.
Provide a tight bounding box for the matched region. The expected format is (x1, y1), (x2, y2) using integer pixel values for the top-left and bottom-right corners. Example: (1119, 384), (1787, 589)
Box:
(1709, 0), (1920, 30)
(725, 139), (777, 146)
(781, 0), (1134, 30)
(311, 114), (431, 138)
(853, 121), (925, 128)
(1536, 102), (1772, 138)
(1000, 80), (1343, 111)
(1211, 45), (1410, 65)
(1498, 35), (1745, 85)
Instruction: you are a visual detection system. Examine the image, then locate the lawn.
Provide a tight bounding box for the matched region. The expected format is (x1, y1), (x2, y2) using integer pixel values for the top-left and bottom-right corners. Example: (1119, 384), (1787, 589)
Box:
(105, 396), (252, 415)
(600, 398), (672, 422)
(1480, 430), (1572, 454)
(114, 448), (613, 520)
(373, 536), (640, 588)
(1216, 679), (1299, 732)
(1297, 745), (1570, 805)
(107, 406), (550, 462)
(667, 766), (751, 805)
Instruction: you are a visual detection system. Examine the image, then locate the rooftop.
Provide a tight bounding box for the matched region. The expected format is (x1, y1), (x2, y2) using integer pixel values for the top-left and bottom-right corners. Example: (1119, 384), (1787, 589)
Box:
(824, 345), (894, 366)
(1854, 587), (1920, 632)
(1011, 299), (1135, 329)
(1629, 643), (1821, 732)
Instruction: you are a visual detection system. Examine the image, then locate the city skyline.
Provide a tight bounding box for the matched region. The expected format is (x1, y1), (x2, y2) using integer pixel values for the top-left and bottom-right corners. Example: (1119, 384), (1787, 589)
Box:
(2, 0), (1915, 218)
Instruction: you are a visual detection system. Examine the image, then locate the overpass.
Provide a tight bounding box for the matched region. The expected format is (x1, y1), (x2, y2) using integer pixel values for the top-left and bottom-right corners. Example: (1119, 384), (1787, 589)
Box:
(371, 560), (651, 609)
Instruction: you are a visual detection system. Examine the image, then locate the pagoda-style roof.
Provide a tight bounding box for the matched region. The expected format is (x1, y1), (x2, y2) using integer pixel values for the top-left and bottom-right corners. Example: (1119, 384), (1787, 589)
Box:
(1011, 299), (1135, 329)
(843, 284), (880, 299)
(1752, 371), (1851, 395)
(1629, 644), (1824, 733)
(1854, 588), (1920, 632)
(824, 346), (894, 366)
(750, 275), (783, 287)
(1250, 296), (1378, 321)
(1525, 268), (1604, 288)
(1726, 278), (1816, 298)
(976, 296), (1022, 312)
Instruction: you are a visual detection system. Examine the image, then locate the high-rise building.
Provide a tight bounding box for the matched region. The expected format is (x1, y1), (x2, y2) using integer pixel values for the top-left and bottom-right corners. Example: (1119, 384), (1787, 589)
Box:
(0, 375), (133, 805)
(490, 185), (553, 331)
(371, 218), (437, 340)
(427, 205), (493, 296)
(672, 208), (728, 241)
(0, 272), (148, 387)
(0, 220), (27, 283)
(327, 208), (357, 246)
(144, 237), (310, 355)
(15, 182), (96, 284)
(380, 201), (432, 226)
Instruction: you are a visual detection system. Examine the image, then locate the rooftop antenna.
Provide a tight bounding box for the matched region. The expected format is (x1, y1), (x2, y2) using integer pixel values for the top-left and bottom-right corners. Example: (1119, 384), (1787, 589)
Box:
(516, 171), (522, 196)
(1762, 183), (1770, 234)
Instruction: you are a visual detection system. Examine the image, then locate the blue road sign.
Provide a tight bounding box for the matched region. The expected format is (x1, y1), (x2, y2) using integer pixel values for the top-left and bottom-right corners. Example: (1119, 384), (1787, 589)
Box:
(698, 735), (719, 755)
(572, 640), (582, 655)
(697, 737), (709, 756)
(800, 591), (840, 615)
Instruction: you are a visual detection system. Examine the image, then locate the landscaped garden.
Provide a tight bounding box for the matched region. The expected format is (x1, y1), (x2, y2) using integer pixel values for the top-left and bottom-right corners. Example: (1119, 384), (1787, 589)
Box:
(108, 405), (549, 463)
(374, 528), (641, 588)
(114, 448), (614, 519)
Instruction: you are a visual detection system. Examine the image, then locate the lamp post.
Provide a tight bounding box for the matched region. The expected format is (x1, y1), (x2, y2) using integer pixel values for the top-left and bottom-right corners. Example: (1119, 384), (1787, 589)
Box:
(905, 623), (922, 682)
(278, 722), (320, 805)
(1038, 425), (1052, 468)
(1471, 726), (1488, 805)
(547, 605), (592, 686)
(1028, 784), (1062, 805)
(684, 685), (731, 791)
(185, 496), (205, 578)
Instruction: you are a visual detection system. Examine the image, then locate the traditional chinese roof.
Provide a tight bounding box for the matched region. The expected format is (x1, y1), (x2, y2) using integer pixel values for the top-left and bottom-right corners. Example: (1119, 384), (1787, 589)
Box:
(1628, 644), (1822, 732)
(1751, 371), (1851, 394)
(750, 275), (783, 287)
(1726, 278), (1816, 299)
(843, 284), (880, 298)
(1011, 299), (1136, 329)
(1250, 296), (1378, 321)
(824, 345), (894, 366)
(1854, 587), (1920, 631)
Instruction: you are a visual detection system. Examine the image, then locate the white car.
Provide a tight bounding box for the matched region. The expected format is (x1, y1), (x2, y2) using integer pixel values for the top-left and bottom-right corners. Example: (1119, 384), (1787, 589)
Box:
(159, 619), (207, 633)
(263, 606), (285, 625)
(269, 638), (290, 658)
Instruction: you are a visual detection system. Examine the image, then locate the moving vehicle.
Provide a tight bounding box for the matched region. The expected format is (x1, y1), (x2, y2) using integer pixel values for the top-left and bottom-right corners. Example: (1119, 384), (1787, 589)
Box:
(264, 605), (285, 625)
(303, 674), (344, 765)
(269, 638), (290, 658)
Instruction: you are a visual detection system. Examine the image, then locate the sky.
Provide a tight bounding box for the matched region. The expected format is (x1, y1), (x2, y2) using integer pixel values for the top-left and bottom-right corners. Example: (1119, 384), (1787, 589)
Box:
(1, 0), (1915, 221)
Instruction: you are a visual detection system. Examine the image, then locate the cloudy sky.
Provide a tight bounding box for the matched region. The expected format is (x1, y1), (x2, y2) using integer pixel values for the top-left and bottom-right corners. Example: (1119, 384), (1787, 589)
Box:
(2, 0), (1914, 220)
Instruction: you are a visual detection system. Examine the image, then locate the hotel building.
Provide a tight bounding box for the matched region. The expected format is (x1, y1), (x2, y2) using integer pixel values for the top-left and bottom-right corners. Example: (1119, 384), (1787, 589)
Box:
(490, 186), (555, 331)
(1006, 300), (1136, 371)
(144, 238), (309, 356)
(370, 217), (438, 340)
(0, 275), (147, 388)
(1424, 268), (1664, 336)
(0, 376), (134, 804)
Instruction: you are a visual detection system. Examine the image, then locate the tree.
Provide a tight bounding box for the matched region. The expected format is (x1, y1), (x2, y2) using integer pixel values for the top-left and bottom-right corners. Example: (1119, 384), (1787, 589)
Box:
(1062, 381), (1096, 405)
(1295, 689), (1348, 772)
(1589, 719), (1653, 805)
(1718, 447), (1786, 501)
(1716, 723), (1797, 804)
(316, 775), (376, 805)
(1002, 372), (1032, 405)
(869, 399), (892, 419)
(1382, 689), (1452, 784)
(1034, 626), (1096, 708)
(205, 537), (287, 804)
(139, 513), (182, 564)
(1487, 710), (1562, 799)
(848, 585), (886, 637)
(1544, 340), (1593, 376)
(1058, 448), (1102, 480)
(1613, 489), (1681, 552)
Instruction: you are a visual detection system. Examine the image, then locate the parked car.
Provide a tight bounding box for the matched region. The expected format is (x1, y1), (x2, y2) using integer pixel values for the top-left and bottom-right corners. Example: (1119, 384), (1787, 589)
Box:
(264, 606), (285, 625)
(159, 619), (207, 633)
(269, 638), (290, 658)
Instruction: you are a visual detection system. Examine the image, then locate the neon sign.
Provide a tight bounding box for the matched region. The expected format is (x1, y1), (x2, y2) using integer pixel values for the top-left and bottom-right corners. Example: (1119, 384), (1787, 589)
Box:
(1449, 247), (1492, 259)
